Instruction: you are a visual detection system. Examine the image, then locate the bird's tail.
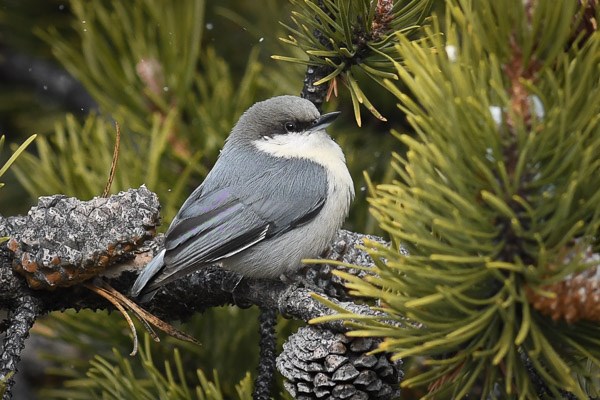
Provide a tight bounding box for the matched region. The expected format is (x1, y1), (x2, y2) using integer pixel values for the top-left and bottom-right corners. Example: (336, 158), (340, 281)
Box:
(129, 249), (166, 302)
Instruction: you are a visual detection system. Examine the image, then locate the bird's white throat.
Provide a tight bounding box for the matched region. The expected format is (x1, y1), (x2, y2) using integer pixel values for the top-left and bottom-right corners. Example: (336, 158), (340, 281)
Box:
(253, 130), (348, 177)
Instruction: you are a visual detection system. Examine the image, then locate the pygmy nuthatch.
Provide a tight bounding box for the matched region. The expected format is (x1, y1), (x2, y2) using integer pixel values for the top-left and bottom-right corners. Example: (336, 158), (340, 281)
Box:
(130, 95), (355, 300)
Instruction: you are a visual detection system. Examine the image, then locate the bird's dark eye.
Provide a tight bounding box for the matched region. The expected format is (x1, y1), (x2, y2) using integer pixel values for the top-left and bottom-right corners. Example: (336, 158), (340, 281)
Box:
(284, 121), (296, 132)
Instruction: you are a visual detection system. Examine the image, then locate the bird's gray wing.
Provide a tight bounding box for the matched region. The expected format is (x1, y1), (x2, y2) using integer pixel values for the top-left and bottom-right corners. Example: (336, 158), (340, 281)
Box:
(142, 153), (328, 291)
(164, 187), (274, 265)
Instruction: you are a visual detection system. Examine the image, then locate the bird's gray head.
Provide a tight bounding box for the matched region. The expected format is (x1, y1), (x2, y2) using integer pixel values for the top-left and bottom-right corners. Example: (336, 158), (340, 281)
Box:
(226, 95), (340, 146)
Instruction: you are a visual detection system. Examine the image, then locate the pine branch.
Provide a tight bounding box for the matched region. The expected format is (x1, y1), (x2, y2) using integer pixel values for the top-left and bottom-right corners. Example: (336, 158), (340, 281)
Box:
(0, 188), (386, 399)
(276, 0), (431, 125)
(0, 294), (42, 400)
(299, 0), (335, 110)
(301, 64), (334, 112)
(252, 308), (277, 400)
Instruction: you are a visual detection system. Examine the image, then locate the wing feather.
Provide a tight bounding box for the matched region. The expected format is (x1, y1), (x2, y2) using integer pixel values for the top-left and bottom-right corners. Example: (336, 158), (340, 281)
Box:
(138, 146), (328, 292)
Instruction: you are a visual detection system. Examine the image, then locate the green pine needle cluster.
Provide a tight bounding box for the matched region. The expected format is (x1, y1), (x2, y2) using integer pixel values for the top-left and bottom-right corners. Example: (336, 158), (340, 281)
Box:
(40, 0), (204, 134)
(325, 1), (600, 398)
(42, 335), (253, 400)
(14, 0), (274, 223)
(37, 0), (278, 161)
(274, 0), (431, 125)
(34, 307), (267, 399)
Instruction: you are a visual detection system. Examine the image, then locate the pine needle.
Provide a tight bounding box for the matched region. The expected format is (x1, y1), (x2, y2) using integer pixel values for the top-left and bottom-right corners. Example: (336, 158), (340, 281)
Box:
(102, 122), (121, 198)
(84, 282), (139, 356)
(85, 279), (201, 356)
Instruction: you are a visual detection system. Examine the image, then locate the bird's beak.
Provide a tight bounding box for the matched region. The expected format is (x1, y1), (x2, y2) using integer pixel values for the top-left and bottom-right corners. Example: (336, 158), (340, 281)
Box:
(311, 111), (341, 131)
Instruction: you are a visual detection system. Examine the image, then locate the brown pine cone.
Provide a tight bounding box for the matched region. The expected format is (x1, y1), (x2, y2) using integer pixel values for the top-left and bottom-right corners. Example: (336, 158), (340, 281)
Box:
(527, 263), (600, 323)
(7, 186), (160, 290)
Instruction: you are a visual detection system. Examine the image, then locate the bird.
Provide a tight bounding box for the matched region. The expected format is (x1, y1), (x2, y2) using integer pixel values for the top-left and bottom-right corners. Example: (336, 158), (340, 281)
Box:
(130, 95), (354, 300)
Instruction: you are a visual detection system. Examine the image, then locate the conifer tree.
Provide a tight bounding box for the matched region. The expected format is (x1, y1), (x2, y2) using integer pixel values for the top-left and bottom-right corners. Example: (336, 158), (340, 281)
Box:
(1, 0), (599, 399)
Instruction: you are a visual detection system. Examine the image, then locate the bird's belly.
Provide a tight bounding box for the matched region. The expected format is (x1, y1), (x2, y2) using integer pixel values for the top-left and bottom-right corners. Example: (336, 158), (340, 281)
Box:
(221, 219), (333, 278)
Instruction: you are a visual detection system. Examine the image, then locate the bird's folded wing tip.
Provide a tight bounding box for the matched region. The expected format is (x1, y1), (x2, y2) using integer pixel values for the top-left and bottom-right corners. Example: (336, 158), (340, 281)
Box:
(129, 249), (166, 298)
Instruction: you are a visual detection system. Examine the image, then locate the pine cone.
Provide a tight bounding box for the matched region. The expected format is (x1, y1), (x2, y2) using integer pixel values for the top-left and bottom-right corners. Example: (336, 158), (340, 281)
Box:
(7, 186), (160, 290)
(299, 262), (372, 302)
(526, 244), (600, 323)
(527, 263), (600, 323)
(277, 325), (403, 399)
